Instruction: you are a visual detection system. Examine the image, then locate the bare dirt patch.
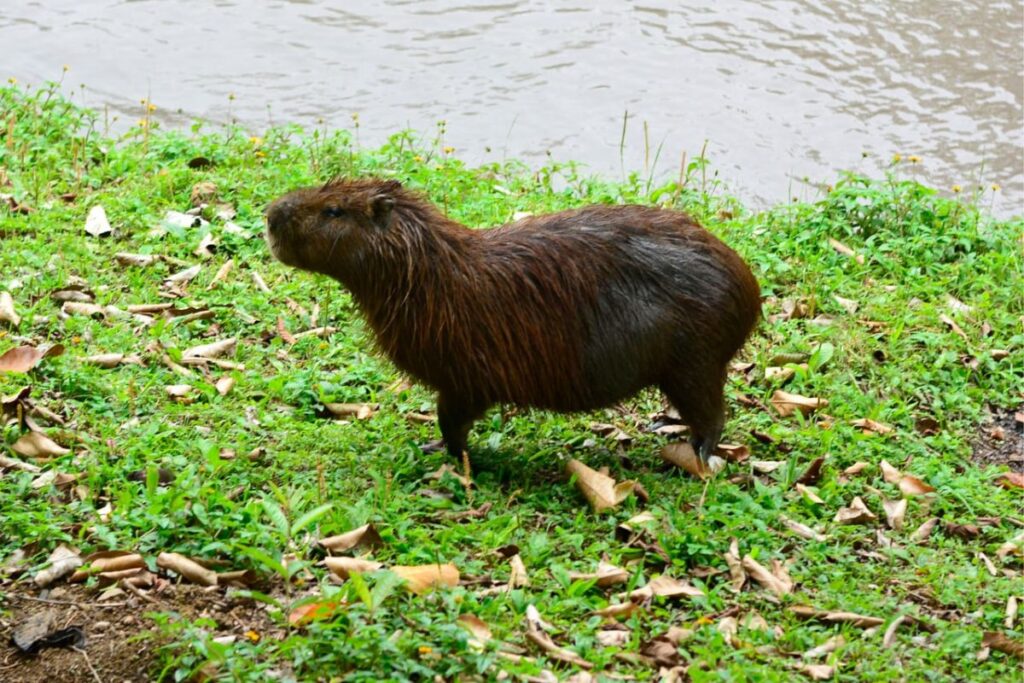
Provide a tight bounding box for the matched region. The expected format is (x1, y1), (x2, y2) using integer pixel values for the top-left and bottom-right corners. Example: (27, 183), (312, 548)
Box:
(971, 405), (1024, 472)
(1, 583), (280, 682)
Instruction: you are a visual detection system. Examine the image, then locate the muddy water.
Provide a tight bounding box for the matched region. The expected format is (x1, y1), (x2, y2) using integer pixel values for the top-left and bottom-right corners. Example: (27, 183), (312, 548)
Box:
(2, 1), (1021, 214)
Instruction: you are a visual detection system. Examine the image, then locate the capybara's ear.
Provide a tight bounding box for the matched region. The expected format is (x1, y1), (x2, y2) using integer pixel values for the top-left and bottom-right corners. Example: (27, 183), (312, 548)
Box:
(370, 193), (396, 229)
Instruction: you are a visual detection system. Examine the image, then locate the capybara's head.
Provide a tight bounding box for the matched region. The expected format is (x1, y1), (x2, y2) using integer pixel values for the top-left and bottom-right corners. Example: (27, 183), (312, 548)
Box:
(265, 177), (403, 276)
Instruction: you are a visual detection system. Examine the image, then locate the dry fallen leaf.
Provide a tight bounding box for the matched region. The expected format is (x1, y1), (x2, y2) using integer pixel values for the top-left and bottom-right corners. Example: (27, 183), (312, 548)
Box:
(165, 384), (193, 402)
(325, 402), (376, 420)
(84, 204), (112, 237)
(116, 252), (160, 267)
(982, 631), (1023, 658)
(795, 483), (825, 504)
(524, 604), (593, 669)
(751, 460), (785, 474)
(319, 523), (383, 554)
(457, 614), (493, 646)
(34, 544), (82, 587)
(156, 552), (218, 586)
(779, 515), (828, 542)
(0, 344), (64, 374)
(568, 561), (629, 588)
(85, 353), (144, 368)
(0, 291), (20, 326)
(724, 538), (746, 591)
(834, 497), (876, 525)
(999, 473), (1024, 490)
(771, 390), (828, 417)
(288, 599), (344, 626)
(940, 314), (969, 341)
(1006, 596), (1018, 630)
(843, 461), (870, 476)
(628, 574), (703, 602)
(182, 337), (237, 360)
(852, 418), (893, 435)
(164, 264), (202, 285)
(392, 564), (459, 594)
(833, 294), (859, 315)
(323, 557), (383, 580)
(565, 458), (641, 512)
(741, 555), (793, 597)
(208, 258), (234, 289)
(803, 634), (845, 659)
(591, 602), (641, 619)
(910, 518), (940, 543)
(215, 376), (236, 396)
(796, 663), (836, 680)
(70, 552), (146, 583)
(790, 605), (884, 628)
(660, 442), (725, 479)
(883, 499), (907, 530)
(595, 624), (631, 647)
(899, 475), (936, 497)
(12, 431), (70, 458)
(828, 237), (864, 264)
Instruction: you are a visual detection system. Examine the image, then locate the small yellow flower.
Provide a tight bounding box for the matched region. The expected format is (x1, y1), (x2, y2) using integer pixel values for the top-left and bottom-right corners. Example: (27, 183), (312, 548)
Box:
(351, 113), (360, 123)
(249, 136), (263, 146)
(137, 119), (148, 127)
(245, 630), (260, 643)
(71, 336), (82, 344)
(7, 77), (16, 85)
(443, 146), (455, 154)
(908, 155), (921, 164)
(891, 153), (902, 163)
(255, 150), (266, 158)
(413, 155), (423, 162)
(0, 330), (7, 339)
(147, 103), (157, 113)
(228, 92), (236, 101)
(991, 183), (1001, 192)
(952, 184), (962, 194)
(62, 65), (69, 72)
(418, 646), (432, 655)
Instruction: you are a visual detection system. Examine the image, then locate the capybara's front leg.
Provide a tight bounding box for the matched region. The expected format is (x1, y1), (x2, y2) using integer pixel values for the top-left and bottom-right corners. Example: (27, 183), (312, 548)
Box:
(436, 393), (486, 461)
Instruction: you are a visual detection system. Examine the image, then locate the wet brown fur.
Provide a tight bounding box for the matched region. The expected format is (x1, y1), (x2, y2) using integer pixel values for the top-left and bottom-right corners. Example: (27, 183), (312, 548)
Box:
(266, 177), (761, 461)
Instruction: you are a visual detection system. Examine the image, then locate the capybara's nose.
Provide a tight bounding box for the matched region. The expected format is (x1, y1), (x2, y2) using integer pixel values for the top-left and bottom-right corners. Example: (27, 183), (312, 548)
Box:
(266, 199), (292, 234)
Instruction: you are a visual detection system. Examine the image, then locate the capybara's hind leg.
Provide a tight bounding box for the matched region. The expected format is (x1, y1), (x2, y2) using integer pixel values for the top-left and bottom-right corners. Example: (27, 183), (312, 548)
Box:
(436, 393), (486, 461)
(661, 370), (726, 462)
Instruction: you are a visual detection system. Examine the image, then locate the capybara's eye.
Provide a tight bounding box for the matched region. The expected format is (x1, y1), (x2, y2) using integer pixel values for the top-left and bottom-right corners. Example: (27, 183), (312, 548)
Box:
(323, 207), (346, 218)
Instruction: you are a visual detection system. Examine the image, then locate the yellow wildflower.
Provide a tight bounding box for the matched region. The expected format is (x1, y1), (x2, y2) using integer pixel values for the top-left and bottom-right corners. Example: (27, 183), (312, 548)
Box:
(413, 155), (423, 162)
(7, 77), (16, 85)
(147, 102), (157, 113)
(908, 155), (921, 164)
(952, 185), (962, 194)
(991, 183), (1001, 192)
(443, 146), (455, 154)
(71, 336), (82, 344)
(245, 630), (260, 643)
(418, 646), (432, 655)
(249, 136), (263, 146)
(137, 119), (148, 127)
(891, 153), (902, 163)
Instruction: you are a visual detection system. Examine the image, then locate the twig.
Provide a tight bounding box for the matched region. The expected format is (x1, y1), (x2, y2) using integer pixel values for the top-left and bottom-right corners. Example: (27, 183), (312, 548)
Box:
(5, 594), (129, 608)
(73, 646), (103, 683)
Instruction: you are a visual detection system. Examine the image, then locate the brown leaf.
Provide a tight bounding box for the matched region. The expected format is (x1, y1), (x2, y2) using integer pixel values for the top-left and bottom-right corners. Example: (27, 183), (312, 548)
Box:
(796, 664), (836, 680)
(0, 344), (64, 373)
(288, 600), (344, 626)
(914, 417), (940, 436)
(182, 337), (237, 360)
(115, 252), (161, 267)
(565, 459), (640, 512)
(12, 431), (70, 458)
(595, 624), (631, 647)
(85, 353), (144, 368)
(629, 574), (704, 602)
(156, 552), (218, 586)
(795, 483), (824, 504)
(319, 523), (383, 554)
(998, 472), (1024, 489)
(508, 553), (530, 588)
(0, 291), (20, 326)
(524, 604), (593, 669)
(843, 461), (870, 476)
(215, 376), (236, 396)
(943, 522), (980, 540)
(458, 614), (493, 645)
(70, 552), (146, 583)
(834, 497), (876, 525)
(899, 475), (936, 497)
(910, 517), (940, 543)
(751, 460), (785, 474)
(325, 402), (376, 420)
(660, 442), (725, 480)
(190, 181), (218, 206)
(568, 561), (629, 588)
(640, 626), (692, 667)
(591, 602), (641, 619)
(879, 459), (902, 484)
(834, 295), (859, 314)
(982, 631), (1023, 658)
(771, 390), (828, 417)
(741, 555), (793, 597)
(940, 314), (969, 341)
(33, 544), (82, 587)
(790, 605), (884, 628)
(323, 557), (383, 579)
(828, 237), (864, 264)
(803, 634), (845, 659)
(852, 418), (893, 435)
(715, 443), (750, 463)
(392, 564), (459, 594)
(795, 456), (826, 485)
(724, 538), (746, 591)
(764, 366), (796, 383)
(883, 499), (907, 530)
(779, 515), (828, 542)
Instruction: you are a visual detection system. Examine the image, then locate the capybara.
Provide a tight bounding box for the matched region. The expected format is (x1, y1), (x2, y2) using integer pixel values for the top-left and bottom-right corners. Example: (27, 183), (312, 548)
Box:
(266, 178), (760, 462)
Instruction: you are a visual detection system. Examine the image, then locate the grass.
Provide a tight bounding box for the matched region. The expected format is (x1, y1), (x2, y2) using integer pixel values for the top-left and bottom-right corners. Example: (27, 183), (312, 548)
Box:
(1, 80), (1022, 682)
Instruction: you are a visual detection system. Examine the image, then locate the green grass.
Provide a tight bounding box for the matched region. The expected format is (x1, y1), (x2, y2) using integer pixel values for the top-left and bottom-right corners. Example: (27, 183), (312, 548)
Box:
(1, 81), (1022, 681)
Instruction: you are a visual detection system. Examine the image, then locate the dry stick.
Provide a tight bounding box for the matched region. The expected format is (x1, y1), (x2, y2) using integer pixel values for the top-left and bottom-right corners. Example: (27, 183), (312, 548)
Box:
(5, 594), (129, 608)
(72, 647), (103, 683)
(696, 477), (712, 514)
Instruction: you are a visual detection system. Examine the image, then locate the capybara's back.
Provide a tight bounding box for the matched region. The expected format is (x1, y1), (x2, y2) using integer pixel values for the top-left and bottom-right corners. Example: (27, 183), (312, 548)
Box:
(266, 178), (760, 462)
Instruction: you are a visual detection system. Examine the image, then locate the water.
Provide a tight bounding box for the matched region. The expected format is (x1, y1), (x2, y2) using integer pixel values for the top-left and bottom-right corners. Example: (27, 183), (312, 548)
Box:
(3, 0), (1022, 215)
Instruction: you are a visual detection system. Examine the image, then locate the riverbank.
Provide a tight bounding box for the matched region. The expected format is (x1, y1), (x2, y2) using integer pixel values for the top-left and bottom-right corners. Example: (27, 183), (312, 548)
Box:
(1, 82), (1022, 681)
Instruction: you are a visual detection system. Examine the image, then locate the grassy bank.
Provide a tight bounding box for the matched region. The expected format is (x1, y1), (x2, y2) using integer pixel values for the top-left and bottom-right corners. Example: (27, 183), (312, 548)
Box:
(1, 81), (1022, 682)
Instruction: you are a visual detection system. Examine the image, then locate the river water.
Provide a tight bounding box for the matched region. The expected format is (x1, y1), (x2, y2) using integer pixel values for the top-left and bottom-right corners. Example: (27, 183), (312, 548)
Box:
(2, 1), (1022, 215)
